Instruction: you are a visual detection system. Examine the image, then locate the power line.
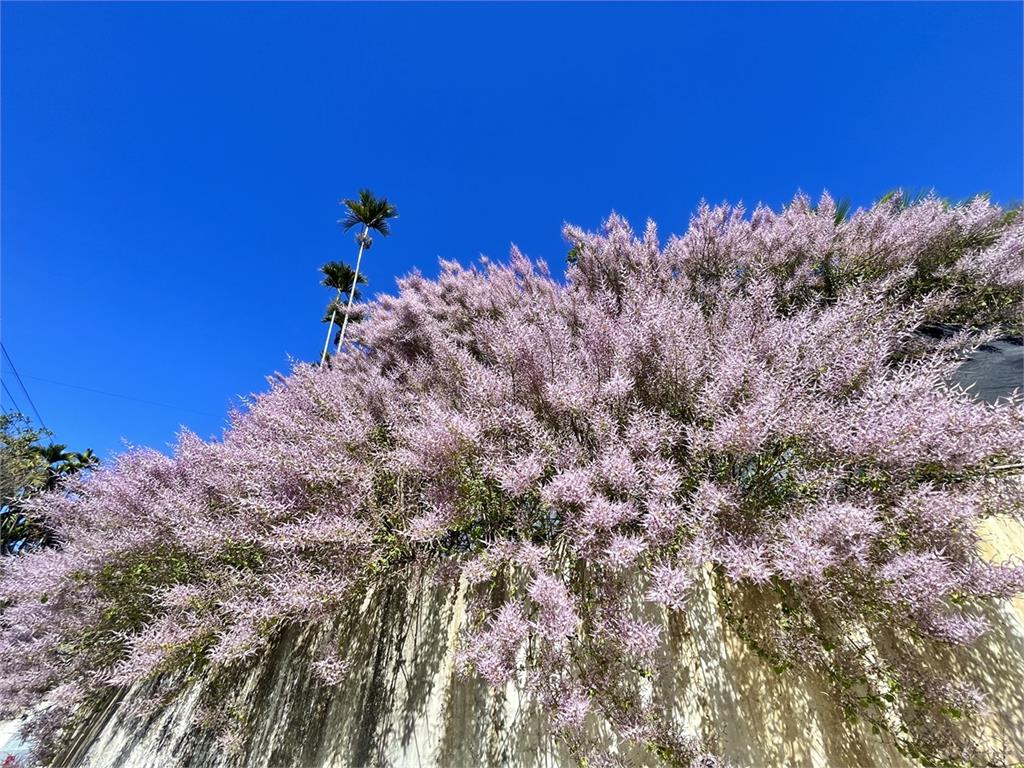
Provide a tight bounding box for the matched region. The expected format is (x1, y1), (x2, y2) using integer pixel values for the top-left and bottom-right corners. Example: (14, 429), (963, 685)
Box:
(1, 379), (24, 416)
(21, 373), (222, 419)
(0, 343), (48, 430)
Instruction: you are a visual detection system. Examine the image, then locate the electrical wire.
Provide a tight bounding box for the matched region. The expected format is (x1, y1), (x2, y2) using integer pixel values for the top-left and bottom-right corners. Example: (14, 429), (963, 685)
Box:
(0, 342), (48, 429)
(1, 379), (24, 415)
(21, 373), (222, 418)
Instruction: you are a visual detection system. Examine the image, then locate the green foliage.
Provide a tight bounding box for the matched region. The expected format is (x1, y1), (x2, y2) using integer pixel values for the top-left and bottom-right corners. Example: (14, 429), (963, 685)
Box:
(1, 413), (98, 555)
(339, 189), (399, 236)
(95, 545), (200, 631)
(320, 260), (366, 297)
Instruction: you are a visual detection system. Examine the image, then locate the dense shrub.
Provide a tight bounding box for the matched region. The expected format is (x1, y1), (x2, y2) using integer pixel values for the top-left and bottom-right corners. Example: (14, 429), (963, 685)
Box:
(2, 192), (1023, 766)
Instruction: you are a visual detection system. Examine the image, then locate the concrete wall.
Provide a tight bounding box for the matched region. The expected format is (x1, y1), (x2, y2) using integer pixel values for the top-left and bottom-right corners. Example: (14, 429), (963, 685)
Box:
(55, 575), (570, 768)
(48, 514), (1024, 768)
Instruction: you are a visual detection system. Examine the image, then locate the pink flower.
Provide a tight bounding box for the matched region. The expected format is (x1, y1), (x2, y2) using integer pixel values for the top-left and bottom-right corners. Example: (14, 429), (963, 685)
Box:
(646, 564), (694, 610)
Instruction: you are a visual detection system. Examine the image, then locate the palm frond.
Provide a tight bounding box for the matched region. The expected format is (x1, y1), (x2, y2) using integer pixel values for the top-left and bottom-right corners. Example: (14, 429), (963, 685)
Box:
(833, 198), (852, 226)
(339, 189), (398, 235)
(324, 300), (364, 325)
(320, 261), (367, 291)
(322, 299), (344, 323)
(321, 291), (361, 323)
(322, 296), (361, 320)
(878, 188), (936, 211)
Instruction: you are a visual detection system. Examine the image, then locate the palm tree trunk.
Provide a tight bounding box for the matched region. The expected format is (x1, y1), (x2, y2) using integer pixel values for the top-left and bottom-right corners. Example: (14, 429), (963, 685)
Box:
(334, 224), (369, 356)
(319, 294), (342, 368)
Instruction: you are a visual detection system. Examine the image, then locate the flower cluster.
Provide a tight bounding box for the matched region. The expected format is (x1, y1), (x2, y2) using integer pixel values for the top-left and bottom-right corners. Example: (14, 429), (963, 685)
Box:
(1, 191), (1022, 765)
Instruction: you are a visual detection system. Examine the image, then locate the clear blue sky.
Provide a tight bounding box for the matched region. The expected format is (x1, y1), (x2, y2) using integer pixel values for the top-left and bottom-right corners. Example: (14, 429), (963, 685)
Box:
(2, 2), (1022, 459)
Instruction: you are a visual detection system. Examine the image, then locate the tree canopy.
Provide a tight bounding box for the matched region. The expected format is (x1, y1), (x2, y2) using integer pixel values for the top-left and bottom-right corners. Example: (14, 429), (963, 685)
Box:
(0, 414), (97, 555)
(339, 189), (398, 236)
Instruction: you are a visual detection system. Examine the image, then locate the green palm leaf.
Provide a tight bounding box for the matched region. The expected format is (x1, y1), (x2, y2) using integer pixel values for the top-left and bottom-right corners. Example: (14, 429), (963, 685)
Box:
(339, 189), (399, 236)
(320, 260), (367, 292)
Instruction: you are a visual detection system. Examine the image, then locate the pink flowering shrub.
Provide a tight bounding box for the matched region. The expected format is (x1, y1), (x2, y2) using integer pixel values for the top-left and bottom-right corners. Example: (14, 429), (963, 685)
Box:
(2, 192), (1023, 766)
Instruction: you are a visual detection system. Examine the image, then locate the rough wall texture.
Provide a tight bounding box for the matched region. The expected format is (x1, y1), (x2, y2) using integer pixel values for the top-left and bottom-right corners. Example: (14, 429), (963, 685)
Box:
(52, 516), (1024, 768)
(57, 574), (570, 768)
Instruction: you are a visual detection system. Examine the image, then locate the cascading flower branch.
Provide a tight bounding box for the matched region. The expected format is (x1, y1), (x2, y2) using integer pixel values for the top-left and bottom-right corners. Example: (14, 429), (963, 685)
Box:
(2, 191), (1023, 766)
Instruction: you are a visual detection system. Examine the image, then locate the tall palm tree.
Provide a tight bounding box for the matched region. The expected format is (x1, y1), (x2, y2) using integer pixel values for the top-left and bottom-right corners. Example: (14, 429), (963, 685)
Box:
(327, 189), (398, 363)
(319, 261), (367, 366)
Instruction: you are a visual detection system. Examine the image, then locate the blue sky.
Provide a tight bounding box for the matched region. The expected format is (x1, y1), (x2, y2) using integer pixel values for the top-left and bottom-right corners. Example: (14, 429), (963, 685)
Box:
(2, 2), (1022, 459)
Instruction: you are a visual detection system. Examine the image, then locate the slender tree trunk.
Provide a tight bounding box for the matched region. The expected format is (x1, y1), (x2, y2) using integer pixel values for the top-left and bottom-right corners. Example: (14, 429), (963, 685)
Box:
(319, 294), (341, 368)
(335, 224), (369, 356)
